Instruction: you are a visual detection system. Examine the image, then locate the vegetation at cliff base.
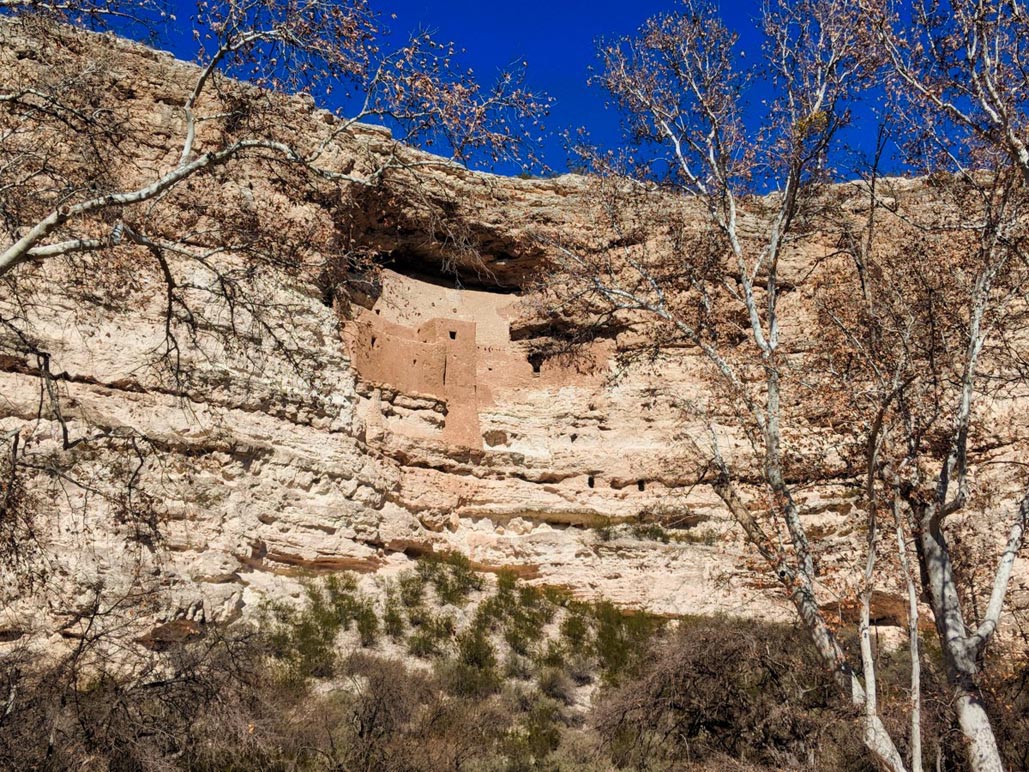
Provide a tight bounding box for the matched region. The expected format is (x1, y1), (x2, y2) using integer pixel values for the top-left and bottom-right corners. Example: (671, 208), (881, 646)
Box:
(3, 563), (1029, 770)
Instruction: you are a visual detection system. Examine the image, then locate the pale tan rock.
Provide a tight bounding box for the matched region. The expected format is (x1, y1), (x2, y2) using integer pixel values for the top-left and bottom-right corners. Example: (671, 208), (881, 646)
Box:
(1, 21), (1027, 660)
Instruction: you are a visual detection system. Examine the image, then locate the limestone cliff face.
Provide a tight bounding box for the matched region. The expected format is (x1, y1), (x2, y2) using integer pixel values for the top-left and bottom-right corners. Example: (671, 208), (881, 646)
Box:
(1, 21), (1026, 651)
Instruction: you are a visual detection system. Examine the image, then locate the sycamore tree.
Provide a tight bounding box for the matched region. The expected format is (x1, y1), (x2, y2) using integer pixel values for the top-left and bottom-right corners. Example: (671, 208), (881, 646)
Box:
(827, 3), (1029, 770)
(821, 3), (1029, 770)
(540, 0), (986, 768)
(543, 0), (1029, 769)
(820, 160), (1029, 772)
(562, 0), (909, 766)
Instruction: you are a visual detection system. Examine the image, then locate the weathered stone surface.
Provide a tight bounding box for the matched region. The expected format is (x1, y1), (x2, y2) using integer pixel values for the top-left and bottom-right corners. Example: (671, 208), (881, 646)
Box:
(1, 21), (1027, 657)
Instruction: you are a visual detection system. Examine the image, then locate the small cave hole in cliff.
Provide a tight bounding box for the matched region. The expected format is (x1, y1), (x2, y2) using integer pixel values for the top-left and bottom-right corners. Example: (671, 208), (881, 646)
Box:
(528, 351), (544, 376)
(588, 476), (595, 489)
(483, 429), (508, 447)
(449, 330), (457, 340)
(637, 480), (646, 492)
(370, 336), (377, 348)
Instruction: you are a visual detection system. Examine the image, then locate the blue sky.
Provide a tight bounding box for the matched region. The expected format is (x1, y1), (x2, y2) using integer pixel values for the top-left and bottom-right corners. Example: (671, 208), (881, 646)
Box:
(369, 0), (768, 172)
(139, 1), (770, 173)
(146, 1), (886, 179)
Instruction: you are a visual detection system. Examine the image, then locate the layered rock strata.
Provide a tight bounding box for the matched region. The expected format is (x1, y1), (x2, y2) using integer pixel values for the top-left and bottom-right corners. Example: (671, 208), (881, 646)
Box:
(1, 20), (1026, 653)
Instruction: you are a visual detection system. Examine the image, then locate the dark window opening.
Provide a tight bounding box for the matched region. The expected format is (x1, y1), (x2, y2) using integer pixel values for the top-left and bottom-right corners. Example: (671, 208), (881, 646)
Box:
(375, 308), (381, 315)
(528, 352), (544, 375)
(449, 330), (457, 340)
(570, 433), (578, 443)
(319, 284), (334, 308)
(587, 476), (595, 489)
(370, 336), (377, 347)
(637, 480), (646, 492)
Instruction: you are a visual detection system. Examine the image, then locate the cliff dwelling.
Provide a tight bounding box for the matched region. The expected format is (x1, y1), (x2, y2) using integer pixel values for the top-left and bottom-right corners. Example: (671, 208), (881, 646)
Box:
(343, 267), (598, 451)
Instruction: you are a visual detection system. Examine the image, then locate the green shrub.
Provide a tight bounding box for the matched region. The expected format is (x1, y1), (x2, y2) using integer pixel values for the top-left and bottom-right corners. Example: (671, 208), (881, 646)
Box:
(518, 585), (553, 618)
(473, 573), (556, 658)
(383, 592), (406, 641)
(630, 522), (669, 543)
(407, 630), (437, 658)
(503, 627), (526, 656)
(592, 602), (664, 682)
(475, 572), (520, 630)
(406, 604), (431, 628)
(497, 569), (519, 594)
(440, 627), (502, 697)
(504, 651), (535, 680)
(669, 528), (719, 546)
(265, 599), (337, 680)
(474, 593), (506, 630)
(504, 697), (563, 771)
(397, 569), (426, 608)
(406, 612), (455, 658)
(264, 574), (383, 677)
(565, 654), (595, 686)
(458, 626), (499, 670)
(417, 551), (484, 606)
(538, 667), (576, 706)
(542, 585), (574, 606)
(323, 573), (360, 609)
(266, 577), (348, 679)
(354, 598), (379, 647)
(503, 585), (555, 656)
(537, 639), (566, 669)
(559, 604), (591, 651)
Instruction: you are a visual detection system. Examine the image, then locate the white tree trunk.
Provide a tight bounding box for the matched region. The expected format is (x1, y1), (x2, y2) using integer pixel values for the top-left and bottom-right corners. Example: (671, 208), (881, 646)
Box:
(918, 505), (1006, 772)
(897, 518), (923, 772)
(955, 691), (1004, 772)
(864, 712), (909, 772)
